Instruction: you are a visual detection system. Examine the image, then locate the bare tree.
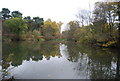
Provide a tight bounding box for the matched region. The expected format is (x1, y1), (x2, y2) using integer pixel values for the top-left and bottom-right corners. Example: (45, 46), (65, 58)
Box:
(76, 9), (92, 27)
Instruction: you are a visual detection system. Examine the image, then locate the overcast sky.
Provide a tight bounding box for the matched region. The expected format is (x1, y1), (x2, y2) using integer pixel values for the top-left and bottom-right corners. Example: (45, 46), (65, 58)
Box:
(0, 0), (99, 31)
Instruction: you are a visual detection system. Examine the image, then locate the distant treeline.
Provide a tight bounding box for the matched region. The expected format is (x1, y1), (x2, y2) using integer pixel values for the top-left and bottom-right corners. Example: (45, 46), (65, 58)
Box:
(1, 8), (63, 41)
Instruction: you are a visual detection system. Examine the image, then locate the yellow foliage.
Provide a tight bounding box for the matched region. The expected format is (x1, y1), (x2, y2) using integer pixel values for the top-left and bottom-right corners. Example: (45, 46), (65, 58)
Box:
(102, 41), (117, 47)
(42, 19), (62, 36)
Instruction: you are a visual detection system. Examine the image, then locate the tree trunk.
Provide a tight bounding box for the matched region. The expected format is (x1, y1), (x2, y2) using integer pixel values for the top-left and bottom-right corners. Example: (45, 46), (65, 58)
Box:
(116, 50), (120, 79)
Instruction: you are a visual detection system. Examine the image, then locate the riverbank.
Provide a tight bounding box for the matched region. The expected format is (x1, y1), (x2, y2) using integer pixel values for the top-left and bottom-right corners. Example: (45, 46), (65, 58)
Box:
(2, 33), (67, 42)
(3, 35), (119, 48)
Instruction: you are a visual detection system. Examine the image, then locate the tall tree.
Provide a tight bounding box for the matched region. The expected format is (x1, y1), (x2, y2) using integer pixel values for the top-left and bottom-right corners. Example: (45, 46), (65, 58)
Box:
(12, 11), (22, 18)
(32, 17), (44, 35)
(24, 16), (33, 31)
(76, 9), (91, 26)
(1, 8), (11, 20)
(92, 2), (109, 41)
(67, 21), (80, 41)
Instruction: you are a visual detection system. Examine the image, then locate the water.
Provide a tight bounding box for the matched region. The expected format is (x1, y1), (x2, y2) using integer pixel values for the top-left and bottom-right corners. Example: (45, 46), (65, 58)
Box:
(1, 41), (120, 79)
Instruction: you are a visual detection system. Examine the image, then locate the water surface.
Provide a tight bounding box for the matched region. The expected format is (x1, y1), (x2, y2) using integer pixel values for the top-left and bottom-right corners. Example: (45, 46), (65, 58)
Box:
(1, 41), (120, 79)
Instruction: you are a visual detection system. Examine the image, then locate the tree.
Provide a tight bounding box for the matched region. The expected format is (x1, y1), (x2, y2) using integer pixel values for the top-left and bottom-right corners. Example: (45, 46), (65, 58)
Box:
(32, 17), (44, 35)
(12, 11), (22, 18)
(1, 8), (11, 20)
(102, 2), (118, 37)
(57, 21), (63, 33)
(24, 16), (33, 31)
(76, 9), (91, 26)
(93, 2), (118, 37)
(92, 2), (112, 42)
(42, 19), (61, 39)
(4, 18), (28, 35)
(66, 21), (80, 41)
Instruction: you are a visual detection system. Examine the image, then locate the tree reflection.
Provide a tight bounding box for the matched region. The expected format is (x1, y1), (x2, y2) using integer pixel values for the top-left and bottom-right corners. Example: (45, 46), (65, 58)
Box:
(66, 42), (119, 79)
(2, 41), (120, 79)
(116, 49), (120, 79)
(2, 41), (61, 72)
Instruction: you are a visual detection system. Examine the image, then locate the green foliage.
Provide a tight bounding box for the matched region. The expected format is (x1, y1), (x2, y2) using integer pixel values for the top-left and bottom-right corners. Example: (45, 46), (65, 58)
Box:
(12, 11), (22, 18)
(2, 41), (61, 69)
(66, 21), (79, 41)
(33, 17), (44, 25)
(1, 8), (63, 41)
(31, 17), (44, 35)
(63, 1), (119, 46)
(4, 18), (28, 35)
(1, 8), (11, 20)
(24, 16), (33, 31)
(42, 19), (62, 40)
(33, 30), (41, 41)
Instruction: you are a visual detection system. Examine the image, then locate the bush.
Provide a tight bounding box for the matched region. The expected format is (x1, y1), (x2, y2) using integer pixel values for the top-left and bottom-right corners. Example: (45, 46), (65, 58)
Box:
(33, 30), (41, 41)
